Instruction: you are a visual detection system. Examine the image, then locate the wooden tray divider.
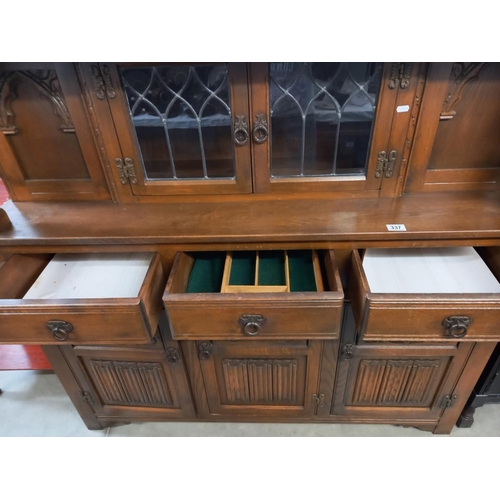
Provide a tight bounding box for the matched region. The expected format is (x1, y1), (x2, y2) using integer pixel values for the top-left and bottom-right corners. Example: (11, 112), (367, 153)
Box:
(221, 250), (291, 293)
(312, 250), (324, 292)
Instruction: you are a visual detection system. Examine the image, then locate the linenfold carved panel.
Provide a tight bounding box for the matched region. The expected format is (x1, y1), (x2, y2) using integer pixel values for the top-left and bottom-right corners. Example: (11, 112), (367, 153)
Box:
(352, 359), (441, 406)
(88, 360), (174, 407)
(0, 69), (75, 134)
(222, 358), (298, 404)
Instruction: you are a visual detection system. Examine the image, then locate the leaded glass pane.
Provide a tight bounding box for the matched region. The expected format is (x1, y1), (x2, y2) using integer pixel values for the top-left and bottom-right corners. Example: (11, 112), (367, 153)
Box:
(120, 64), (235, 180)
(269, 62), (382, 178)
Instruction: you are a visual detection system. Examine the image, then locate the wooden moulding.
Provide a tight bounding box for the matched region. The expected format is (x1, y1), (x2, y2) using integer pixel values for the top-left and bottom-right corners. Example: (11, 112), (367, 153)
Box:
(220, 250), (323, 294)
(0, 208), (12, 232)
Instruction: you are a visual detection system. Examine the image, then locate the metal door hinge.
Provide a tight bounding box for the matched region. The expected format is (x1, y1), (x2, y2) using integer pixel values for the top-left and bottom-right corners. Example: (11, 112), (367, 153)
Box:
(165, 347), (180, 365)
(440, 394), (458, 409)
(388, 63), (413, 90)
(341, 343), (355, 360)
(375, 150), (397, 178)
(198, 342), (213, 360)
(89, 64), (116, 100)
(312, 393), (325, 408)
(115, 157), (138, 185)
(78, 391), (94, 406)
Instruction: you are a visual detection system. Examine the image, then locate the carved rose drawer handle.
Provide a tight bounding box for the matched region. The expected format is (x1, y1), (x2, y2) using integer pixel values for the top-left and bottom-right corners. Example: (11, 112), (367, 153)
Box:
(442, 316), (472, 338)
(238, 314), (267, 336)
(46, 320), (74, 342)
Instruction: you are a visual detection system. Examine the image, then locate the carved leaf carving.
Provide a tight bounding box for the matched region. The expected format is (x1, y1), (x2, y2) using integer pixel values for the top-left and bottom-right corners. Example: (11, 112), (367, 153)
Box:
(0, 69), (75, 135)
(441, 62), (488, 119)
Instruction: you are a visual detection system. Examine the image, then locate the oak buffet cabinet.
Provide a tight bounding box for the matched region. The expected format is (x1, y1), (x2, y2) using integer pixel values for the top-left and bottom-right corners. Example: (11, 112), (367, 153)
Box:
(0, 62), (499, 434)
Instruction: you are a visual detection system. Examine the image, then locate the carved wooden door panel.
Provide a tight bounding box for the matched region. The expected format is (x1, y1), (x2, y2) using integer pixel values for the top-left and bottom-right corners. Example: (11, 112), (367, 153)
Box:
(249, 62), (421, 197)
(332, 341), (473, 421)
(197, 340), (323, 417)
(405, 62), (500, 193)
(0, 63), (110, 201)
(82, 63), (252, 199)
(61, 338), (195, 420)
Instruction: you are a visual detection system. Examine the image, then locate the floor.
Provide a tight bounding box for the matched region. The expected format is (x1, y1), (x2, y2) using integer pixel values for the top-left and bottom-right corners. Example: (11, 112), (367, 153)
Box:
(1, 369), (499, 437)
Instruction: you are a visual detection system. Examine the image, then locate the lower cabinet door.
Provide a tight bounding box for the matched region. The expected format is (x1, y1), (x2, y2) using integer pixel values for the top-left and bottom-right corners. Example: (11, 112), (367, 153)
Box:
(61, 338), (195, 420)
(332, 341), (473, 420)
(197, 340), (323, 417)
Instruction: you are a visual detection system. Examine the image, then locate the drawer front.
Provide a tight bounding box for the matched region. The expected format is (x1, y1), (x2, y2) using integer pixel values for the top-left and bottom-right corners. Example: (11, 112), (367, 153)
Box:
(0, 306), (152, 344)
(164, 250), (344, 340)
(361, 301), (500, 342)
(350, 250), (500, 342)
(167, 302), (342, 340)
(0, 253), (166, 345)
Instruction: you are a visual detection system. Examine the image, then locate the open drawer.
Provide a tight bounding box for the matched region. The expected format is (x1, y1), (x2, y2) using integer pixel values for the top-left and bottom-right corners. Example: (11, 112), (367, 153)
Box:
(350, 247), (500, 342)
(0, 252), (166, 345)
(163, 250), (344, 340)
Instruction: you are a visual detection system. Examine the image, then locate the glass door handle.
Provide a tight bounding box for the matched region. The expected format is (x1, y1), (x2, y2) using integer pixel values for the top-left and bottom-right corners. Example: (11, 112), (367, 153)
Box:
(253, 114), (269, 144)
(234, 115), (249, 146)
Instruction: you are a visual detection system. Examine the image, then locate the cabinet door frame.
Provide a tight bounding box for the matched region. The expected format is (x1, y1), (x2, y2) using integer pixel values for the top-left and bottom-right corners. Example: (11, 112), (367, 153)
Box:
(405, 62), (500, 193)
(332, 304), (473, 421)
(196, 339), (322, 417)
(60, 340), (195, 420)
(249, 62), (419, 196)
(332, 341), (472, 420)
(90, 62), (253, 197)
(0, 63), (110, 202)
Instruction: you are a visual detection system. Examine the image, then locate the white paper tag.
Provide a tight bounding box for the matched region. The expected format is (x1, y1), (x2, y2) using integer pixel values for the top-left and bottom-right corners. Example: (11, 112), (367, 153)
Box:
(386, 224), (407, 232)
(396, 105), (410, 113)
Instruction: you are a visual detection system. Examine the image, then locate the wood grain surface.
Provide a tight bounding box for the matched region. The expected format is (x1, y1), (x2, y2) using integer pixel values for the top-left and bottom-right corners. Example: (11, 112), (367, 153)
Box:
(0, 191), (499, 247)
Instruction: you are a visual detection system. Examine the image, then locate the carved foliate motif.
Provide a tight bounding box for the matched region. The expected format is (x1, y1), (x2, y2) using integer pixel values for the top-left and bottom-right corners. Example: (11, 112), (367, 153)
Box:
(0, 72), (17, 134)
(440, 63), (488, 120)
(0, 70), (75, 135)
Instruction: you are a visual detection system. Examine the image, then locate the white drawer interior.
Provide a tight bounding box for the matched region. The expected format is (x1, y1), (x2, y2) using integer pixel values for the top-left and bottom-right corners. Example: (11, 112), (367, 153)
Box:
(362, 247), (500, 294)
(23, 253), (154, 300)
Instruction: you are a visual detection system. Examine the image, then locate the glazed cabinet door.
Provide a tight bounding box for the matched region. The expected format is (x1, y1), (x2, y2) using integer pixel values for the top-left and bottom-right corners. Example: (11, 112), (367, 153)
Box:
(405, 62), (500, 192)
(84, 63), (252, 198)
(59, 336), (195, 421)
(0, 63), (110, 201)
(195, 340), (323, 417)
(250, 62), (420, 196)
